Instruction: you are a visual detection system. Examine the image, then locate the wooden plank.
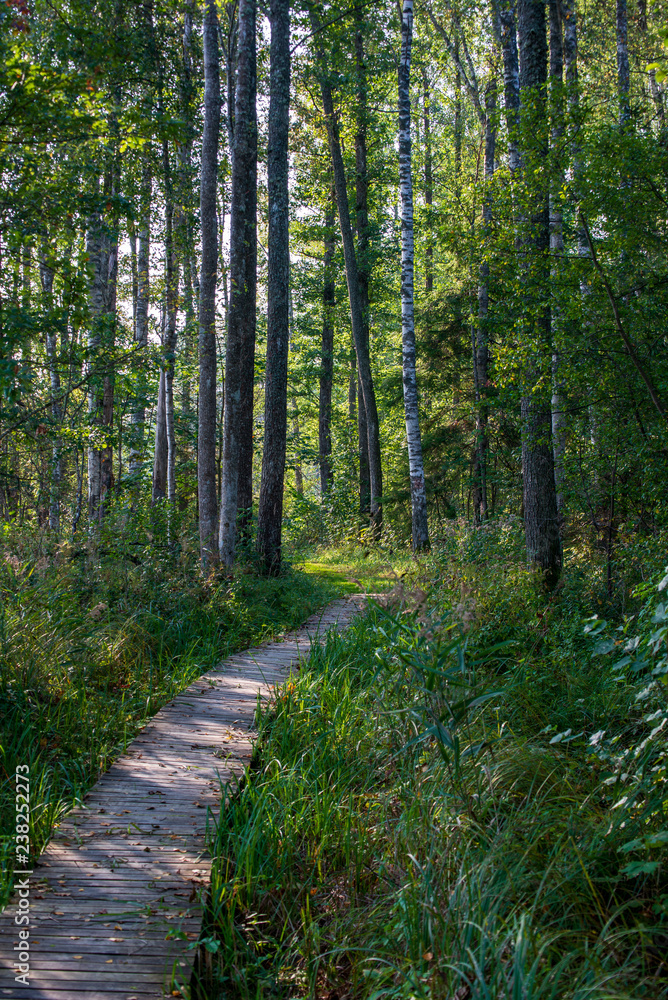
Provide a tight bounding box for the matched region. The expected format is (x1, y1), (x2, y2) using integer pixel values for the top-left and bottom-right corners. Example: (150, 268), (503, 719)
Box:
(0, 597), (363, 998)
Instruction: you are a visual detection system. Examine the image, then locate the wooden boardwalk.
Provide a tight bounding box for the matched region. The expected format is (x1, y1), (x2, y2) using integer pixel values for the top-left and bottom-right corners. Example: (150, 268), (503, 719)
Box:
(0, 597), (364, 1000)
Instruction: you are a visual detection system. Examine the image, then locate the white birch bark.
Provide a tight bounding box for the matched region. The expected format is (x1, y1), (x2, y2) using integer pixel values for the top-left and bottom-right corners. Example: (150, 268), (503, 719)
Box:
(86, 209), (105, 528)
(40, 245), (61, 533)
(129, 161), (151, 480)
(399, 0), (429, 552)
(198, 0), (221, 566)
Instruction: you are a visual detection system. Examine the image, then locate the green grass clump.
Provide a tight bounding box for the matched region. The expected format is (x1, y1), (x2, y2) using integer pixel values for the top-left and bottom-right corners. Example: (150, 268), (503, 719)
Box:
(0, 518), (340, 908)
(201, 535), (668, 999)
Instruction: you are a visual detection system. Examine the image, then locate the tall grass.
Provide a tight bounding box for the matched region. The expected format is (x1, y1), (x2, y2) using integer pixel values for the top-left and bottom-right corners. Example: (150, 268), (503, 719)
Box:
(0, 515), (339, 908)
(199, 526), (668, 999)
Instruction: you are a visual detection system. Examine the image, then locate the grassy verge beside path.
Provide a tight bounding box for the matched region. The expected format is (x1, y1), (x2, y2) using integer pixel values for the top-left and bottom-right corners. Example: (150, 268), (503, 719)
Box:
(200, 532), (668, 999)
(0, 524), (341, 909)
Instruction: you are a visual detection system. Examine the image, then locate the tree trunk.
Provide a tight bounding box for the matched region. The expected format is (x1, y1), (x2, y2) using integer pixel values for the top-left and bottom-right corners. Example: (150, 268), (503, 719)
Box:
(355, 15), (373, 520)
(310, 6), (383, 535)
(162, 138), (180, 505)
(86, 192), (117, 528)
(518, 0), (562, 587)
(422, 68), (434, 293)
(617, 0), (630, 127)
(399, 0), (429, 552)
(293, 410), (303, 495)
(179, 1), (197, 437)
(319, 188), (335, 496)
(236, 1), (258, 536)
(129, 160), (151, 480)
(220, 0), (257, 568)
(500, 0), (520, 174)
(257, 0), (290, 576)
(473, 80), (496, 525)
(549, 0), (566, 522)
(152, 367), (167, 501)
(40, 244), (61, 533)
(198, 0), (221, 567)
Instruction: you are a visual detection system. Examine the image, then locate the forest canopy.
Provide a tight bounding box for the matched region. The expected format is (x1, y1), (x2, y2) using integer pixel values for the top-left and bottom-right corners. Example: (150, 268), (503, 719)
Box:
(0, 0), (667, 572)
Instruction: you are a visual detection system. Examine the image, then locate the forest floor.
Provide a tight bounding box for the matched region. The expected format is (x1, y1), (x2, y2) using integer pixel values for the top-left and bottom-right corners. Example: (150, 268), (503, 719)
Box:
(198, 525), (668, 1000)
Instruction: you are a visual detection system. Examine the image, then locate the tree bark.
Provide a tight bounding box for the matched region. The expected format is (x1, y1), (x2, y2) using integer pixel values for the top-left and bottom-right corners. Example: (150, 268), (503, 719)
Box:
(220, 0), (257, 567)
(129, 160), (151, 481)
(399, 0), (429, 552)
(500, 0), (521, 174)
(40, 244), (61, 533)
(473, 80), (496, 525)
(257, 0), (290, 576)
(518, 0), (562, 587)
(319, 188), (335, 497)
(152, 367), (167, 501)
(86, 183), (117, 528)
(198, 0), (221, 567)
(355, 14), (372, 519)
(162, 138), (179, 505)
(236, 2), (258, 534)
(549, 0), (566, 522)
(422, 68), (434, 293)
(178, 1), (197, 437)
(617, 0), (631, 127)
(310, 6), (383, 535)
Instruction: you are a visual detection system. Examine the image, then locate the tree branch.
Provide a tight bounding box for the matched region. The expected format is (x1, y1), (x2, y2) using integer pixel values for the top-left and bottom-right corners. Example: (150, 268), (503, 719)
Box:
(579, 210), (667, 426)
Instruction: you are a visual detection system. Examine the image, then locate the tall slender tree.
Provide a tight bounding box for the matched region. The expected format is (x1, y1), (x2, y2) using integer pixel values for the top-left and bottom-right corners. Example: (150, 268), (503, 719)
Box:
(309, 6), (383, 535)
(129, 161), (151, 482)
(257, 0), (290, 575)
(399, 0), (429, 552)
(39, 242), (60, 533)
(354, 15), (372, 518)
(319, 188), (335, 496)
(518, 0), (562, 587)
(198, 0), (221, 567)
(473, 79), (496, 524)
(220, 0), (257, 567)
(549, 0), (566, 521)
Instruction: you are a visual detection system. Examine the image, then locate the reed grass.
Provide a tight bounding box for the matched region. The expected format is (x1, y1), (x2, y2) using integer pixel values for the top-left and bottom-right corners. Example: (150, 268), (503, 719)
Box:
(0, 518), (339, 907)
(200, 527), (668, 999)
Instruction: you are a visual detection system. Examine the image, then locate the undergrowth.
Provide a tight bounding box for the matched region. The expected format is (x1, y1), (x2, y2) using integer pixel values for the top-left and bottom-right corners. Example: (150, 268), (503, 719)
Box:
(200, 522), (668, 999)
(0, 507), (339, 908)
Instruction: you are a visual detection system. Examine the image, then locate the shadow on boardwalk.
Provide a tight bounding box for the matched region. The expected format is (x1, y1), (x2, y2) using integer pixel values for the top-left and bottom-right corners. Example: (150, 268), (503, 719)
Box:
(0, 596), (365, 1000)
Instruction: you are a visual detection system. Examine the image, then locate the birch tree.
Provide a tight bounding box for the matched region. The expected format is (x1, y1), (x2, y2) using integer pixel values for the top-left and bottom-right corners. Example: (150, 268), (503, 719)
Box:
(398, 0), (429, 552)
(198, 0), (221, 567)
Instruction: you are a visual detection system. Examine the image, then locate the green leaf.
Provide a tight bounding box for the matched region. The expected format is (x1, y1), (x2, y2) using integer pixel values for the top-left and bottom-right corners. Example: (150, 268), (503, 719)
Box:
(593, 639), (616, 656)
(621, 861), (660, 877)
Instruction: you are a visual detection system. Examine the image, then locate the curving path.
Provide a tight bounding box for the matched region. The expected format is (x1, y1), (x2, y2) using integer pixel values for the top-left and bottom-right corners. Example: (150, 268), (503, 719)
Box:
(0, 596), (364, 1000)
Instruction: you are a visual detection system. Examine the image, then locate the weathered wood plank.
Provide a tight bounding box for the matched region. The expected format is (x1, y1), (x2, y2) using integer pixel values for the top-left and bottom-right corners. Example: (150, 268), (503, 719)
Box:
(0, 596), (363, 998)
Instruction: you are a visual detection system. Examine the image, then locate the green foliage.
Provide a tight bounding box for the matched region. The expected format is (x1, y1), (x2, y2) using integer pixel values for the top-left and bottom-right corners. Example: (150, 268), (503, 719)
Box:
(0, 519), (339, 908)
(200, 528), (668, 999)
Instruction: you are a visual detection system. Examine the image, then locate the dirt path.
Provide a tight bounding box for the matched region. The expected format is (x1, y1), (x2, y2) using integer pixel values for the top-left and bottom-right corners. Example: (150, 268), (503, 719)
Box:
(0, 597), (364, 1000)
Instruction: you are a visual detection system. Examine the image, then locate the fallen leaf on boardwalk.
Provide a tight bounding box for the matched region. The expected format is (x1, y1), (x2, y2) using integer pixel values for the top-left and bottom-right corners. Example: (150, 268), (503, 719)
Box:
(109, 936), (124, 942)
(106, 958), (113, 963)
(73, 954), (83, 959)
(114, 924), (123, 930)
(54, 911), (64, 915)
